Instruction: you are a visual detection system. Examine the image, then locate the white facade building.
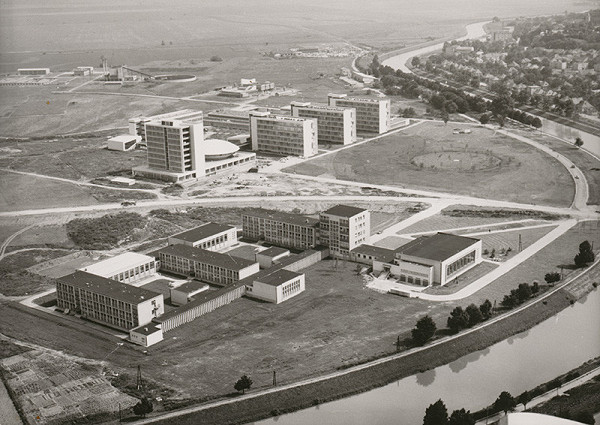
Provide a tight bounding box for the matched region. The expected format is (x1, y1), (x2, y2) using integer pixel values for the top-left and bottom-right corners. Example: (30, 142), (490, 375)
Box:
(78, 252), (157, 284)
(246, 269), (305, 304)
(168, 222), (237, 251)
(319, 205), (370, 259)
(328, 94), (390, 133)
(290, 102), (356, 145)
(107, 134), (142, 151)
(249, 111), (318, 157)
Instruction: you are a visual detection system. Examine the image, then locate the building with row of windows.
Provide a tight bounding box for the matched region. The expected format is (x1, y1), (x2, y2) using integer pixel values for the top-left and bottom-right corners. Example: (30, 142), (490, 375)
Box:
(249, 111), (319, 157)
(56, 271), (164, 331)
(328, 94), (390, 133)
(242, 210), (320, 250)
(154, 244), (260, 286)
(319, 205), (370, 259)
(245, 268), (305, 304)
(78, 252), (158, 284)
(372, 232), (482, 286)
(167, 222), (237, 251)
(290, 102), (356, 145)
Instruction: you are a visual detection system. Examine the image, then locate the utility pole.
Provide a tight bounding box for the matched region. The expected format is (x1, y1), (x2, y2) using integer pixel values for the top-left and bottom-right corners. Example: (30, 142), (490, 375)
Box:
(518, 234), (523, 253)
(273, 370), (277, 386)
(136, 365), (143, 391)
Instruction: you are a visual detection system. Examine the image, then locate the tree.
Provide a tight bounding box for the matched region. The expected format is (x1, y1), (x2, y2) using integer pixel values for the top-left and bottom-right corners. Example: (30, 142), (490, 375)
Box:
(479, 114), (490, 125)
(544, 272), (561, 284)
(424, 399), (448, 425)
(447, 307), (470, 333)
(518, 390), (532, 411)
(516, 283), (532, 303)
(531, 117), (542, 128)
(133, 398), (153, 418)
(494, 391), (516, 415)
(412, 315), (437, 346)
(574, 137), (584, 148)
(402, 107), (416, 118)
(441, 109), (449, 126)
(465, 304), (483, 327)
(411, 56), (421, 67)
(448, 408), (475, 425)
(234, 375), (253, 394)
(574, 240), (595, 267)
(479, 299), (493, 320)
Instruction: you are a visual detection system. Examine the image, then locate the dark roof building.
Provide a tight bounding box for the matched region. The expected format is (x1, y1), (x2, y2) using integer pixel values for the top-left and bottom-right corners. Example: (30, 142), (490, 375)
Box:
(170, 222), (235, 243)
(157, 244), (256, 271)
(322, 205), (367, 218)
(398, 232), (480, 262)
(244, 209), (319, 227)
(255, 269), (302, 286)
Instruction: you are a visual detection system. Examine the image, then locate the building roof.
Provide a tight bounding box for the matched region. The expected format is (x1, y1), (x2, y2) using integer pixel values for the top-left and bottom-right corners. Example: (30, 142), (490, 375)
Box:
(257, 246), (290, 258)
(254, 268), (303, 287)
(322, 205), (367, 218)
(130, 323), (162, 336)
(204, 139), (240, 159)
(170, 222), (235, 243)
(351, 244), (398, 263)
(157, 244), (257, 271)
(500, 413), (583, 425)
(172, 280), (209, 294)
(58, 271), (162, 305)
(244, 210), (319, 228)
(109, 134), (140, 143)
(79, 252), (155, 277)
(398, 232), (480, 262)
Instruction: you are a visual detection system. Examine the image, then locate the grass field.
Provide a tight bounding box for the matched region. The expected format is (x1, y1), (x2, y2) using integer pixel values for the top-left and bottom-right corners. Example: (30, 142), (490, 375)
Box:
(284, 121), (574, 207)
(468, 225), (557, 256)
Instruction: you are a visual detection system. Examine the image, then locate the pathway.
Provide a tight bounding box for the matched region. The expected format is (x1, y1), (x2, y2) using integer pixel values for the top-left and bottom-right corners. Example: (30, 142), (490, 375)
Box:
(0, 224), (35, 261)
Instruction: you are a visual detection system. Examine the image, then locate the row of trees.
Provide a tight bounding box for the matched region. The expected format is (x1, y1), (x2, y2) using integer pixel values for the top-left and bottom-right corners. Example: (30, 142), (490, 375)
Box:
(447, 299), (493, 333)
(501, 281), (539, 309)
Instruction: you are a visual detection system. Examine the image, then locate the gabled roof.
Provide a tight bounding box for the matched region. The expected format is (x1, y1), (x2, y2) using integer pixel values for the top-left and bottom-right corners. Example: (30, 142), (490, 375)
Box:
(170, 222), (235, 243)
(322, 205), (367, 218)
(398, 232), (480, 262)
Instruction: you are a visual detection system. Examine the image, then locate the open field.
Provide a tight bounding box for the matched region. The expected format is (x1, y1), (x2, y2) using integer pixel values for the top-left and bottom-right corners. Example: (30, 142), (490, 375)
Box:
(469, 225), (558, 257)
(7, 224), (75, 251)
(283, 121), (574, 207)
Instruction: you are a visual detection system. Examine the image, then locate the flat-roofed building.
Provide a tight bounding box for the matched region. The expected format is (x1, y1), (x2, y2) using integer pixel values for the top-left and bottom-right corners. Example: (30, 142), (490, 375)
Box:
(328, 94), (390, 133)
(205, 109), (251, 131)
(170, 281), (210, 306)
(242, 210), (319, 250)
(290, 102), (356, 145)
(246, 269), (305, 304)
(56, 271), (164, 331)
(132, 112), (205, 183)
(320, 205), (370, 259)
(373, 232), (482, 286)
(256, 246), (290, 268)
(73, 66), (94, 76)
(128, 109), (202, 144)
(78, 252), (157, 284)
(18, 68), (50, 76)
(155, 244), (259, 286)
(168, 222), (237, 251)
(350, 244), (398, 265)
(249, 111), (318, 157)
(107, 134), (142, 151)
(130, 323), (163, 347)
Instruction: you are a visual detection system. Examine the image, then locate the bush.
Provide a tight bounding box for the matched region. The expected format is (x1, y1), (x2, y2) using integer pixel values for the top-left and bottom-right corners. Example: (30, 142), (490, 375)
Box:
(545, 272), (561, 284)
(66, 212), (146, 250)
(210, 55), (223, 62)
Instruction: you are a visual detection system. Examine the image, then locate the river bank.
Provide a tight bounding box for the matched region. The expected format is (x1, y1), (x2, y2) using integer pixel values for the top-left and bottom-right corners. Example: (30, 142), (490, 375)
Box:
(132, 260), (600, 425)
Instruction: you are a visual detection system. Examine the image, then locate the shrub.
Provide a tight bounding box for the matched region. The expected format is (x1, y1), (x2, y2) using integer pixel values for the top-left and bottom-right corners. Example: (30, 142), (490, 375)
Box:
(66, 212), (146, 250)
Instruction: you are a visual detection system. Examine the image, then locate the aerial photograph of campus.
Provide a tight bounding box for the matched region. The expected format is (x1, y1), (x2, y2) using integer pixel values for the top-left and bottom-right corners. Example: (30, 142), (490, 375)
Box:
(1, 1), (600, 424)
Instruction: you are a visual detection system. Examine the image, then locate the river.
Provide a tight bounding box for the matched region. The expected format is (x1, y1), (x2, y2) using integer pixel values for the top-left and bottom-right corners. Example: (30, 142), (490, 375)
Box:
(253, 288), (600, 425)
(540, 117), (600, 159)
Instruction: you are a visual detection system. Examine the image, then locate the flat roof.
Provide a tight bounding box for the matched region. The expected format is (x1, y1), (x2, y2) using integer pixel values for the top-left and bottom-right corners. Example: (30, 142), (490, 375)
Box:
(79, 252), (156, 277)
(398, 232), (480, 262)
(157, 244), (257, 271)
(244, 210), (319, 228)
(58, 271), (161, 304)
(109, 134), (139, 143)
(257, 246), (290, 258)
(351, 244), (397, 263)
(170, 222), (235, 243)
(131, 323), (162, 336)
(322, 205), (367, 218)
(255, 268), (303, 287)
(172, 280), (209, 293)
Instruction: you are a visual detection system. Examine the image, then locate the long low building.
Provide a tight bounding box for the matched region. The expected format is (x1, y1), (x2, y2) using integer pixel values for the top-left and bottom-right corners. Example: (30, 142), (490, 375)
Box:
(78, 252), (158, 284)
(56, 271), (164, 331)
(246, 268), (305, 304)
(168, 222), (237, 251)
(242, 210), (320, 250)
(373, 232), (482, 286)
(155, 244), (260, 285)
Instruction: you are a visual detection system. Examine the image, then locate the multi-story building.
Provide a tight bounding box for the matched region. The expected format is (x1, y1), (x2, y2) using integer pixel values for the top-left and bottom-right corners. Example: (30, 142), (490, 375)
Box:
(78, 252), (158, 284)
(372, 232), (482, 286)
(56, 271), (164, 331)
(319, 205), (370, 259)
(128, 109), (203, 144)
(242, 210), (320, 250)
(155, 244), (260, 286)
(168, 222), (237, 251)
(132, 112), (205, 182)
(249, 111), (318, 157)
(327, 94), (390, 133)
(290, 102), (356, 145)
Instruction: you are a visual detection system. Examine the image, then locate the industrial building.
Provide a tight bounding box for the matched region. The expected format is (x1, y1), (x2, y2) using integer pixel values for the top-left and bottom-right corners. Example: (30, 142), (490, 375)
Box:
(319, 205), (370, 259)
(242, 210), (320, 250)
(249, 111), (319, 157)
(132, 112), (205, 182)
(56, 271), (164, 331)
(290, 102), (356, 145)
(328, 94), (391, 133)
(373, 232), (482, 286)
(78, 252), (158, 284)
(167, 222), (238, 251)
(245, 268), (305, 304)
(107, 134), (142, 151)
(154, 244), (260, 286)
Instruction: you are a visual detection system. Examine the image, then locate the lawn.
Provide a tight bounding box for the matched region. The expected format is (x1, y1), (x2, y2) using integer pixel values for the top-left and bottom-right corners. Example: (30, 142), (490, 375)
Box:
(284, 121), (574, 207)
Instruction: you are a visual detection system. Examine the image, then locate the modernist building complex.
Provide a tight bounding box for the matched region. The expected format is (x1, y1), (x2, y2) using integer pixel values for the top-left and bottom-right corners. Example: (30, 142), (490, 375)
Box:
(328, 94), (391, 133)
(320, 205), (370, 259)
(56, 271), (164, 331)
(290, 102), (356, 145)
(168, 222), (237, 251)
(249, 111), (319, 157)
(242, 210), (320, 250)
(373, 233), (482, 286)
(78, 252), (157, 284)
